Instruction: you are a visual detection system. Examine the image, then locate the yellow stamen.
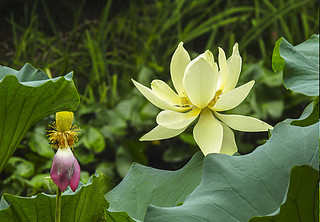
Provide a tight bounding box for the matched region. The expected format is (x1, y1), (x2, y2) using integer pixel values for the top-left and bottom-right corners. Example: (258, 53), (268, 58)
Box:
(208, 89), (223, 107)
(179, 96), (193, 107)
(47, 111), (80, 150)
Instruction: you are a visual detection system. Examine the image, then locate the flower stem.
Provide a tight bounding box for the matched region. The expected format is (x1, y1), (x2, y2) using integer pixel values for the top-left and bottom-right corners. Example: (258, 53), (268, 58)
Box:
(55, 187), (62, 222)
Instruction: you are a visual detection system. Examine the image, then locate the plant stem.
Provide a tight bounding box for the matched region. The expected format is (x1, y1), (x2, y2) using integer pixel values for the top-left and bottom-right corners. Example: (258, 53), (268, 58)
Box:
(55, 187), (62, 222)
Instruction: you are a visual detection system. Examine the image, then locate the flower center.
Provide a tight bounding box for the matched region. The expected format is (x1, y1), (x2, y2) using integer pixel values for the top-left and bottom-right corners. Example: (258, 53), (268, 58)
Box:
(47, 111), (80, 150)
(208, 89), (223, 107)
(179, 96), (193, 107)
(47, 122), (80, 150)
(47, 125), (80, 149)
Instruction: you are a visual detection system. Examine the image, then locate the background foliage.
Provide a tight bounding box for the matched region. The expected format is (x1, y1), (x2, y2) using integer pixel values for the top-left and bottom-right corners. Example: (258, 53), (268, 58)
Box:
(0, 0), (318, 197)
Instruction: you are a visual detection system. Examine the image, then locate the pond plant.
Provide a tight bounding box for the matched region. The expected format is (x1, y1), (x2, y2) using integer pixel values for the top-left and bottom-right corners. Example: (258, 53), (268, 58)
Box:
(132, 43), (273, 155)
(0, 34), (318, 221)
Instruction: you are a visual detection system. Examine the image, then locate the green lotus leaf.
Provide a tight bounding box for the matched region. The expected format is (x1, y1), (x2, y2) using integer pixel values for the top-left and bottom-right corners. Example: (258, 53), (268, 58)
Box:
(104, 114), (318, 221)
(144, 120), (318, 221)
(249, 165), (319, 222)
(0, 171), (111, 222)
(291, 96), (319, 127)
(272, 34), (319, 96)
(105, 211), (136, 222)
(105, 152), (204, 221)
(0, 63), (80, 173)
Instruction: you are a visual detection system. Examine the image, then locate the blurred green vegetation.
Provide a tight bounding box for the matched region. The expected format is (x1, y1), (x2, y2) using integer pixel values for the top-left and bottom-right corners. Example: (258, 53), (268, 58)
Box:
(0, 0), (318, 196)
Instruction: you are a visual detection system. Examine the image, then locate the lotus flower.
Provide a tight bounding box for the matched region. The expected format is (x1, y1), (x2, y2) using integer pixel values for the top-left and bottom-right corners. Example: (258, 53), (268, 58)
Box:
(47, 111), (81, 191)
(132, 42), (273, 155)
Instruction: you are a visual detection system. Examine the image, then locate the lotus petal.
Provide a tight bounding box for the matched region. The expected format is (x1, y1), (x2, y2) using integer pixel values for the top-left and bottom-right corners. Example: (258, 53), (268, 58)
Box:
(140, 125), (187, 141)
(184, 58), (218, 109)
(170, 42), (191, 97)
(193, 109), (223, 155)
(214, 112), (273, 132)
(212, 80), (254, 111)
(156, 108), (201, 129)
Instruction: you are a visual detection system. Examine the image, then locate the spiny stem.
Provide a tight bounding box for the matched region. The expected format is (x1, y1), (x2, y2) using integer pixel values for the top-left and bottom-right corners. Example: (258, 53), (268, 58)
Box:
(55, 187), (62, 222)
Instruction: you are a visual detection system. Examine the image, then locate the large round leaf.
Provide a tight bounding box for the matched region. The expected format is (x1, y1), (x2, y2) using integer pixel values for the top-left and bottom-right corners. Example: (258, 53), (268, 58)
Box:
(0, 63), (80, 173)
(144, 120), (318, 221)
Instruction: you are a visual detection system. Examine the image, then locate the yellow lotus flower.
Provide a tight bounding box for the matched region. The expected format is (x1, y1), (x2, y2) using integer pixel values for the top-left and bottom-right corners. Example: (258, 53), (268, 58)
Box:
(132, 42), (273, 156)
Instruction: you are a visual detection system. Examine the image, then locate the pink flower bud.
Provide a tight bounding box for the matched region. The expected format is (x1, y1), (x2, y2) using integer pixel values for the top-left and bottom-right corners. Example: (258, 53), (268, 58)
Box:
(50, 147), (80, 192)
